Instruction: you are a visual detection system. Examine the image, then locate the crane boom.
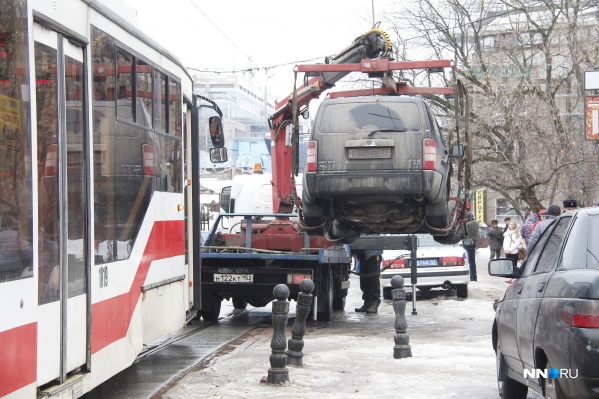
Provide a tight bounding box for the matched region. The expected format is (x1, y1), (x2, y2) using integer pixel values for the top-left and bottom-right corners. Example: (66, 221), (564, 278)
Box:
(268, 28), (392, 214)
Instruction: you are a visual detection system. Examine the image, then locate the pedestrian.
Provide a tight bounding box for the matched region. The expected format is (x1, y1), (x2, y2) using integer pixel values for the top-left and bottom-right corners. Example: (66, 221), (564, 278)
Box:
(563, 199), (577, 211)
(503, 217), (511, 234)
(463, 215), (479, 281)
(503, 220), (523, 264)
(487, 219), (503, 260)
(520, 211), (542, 245)
(353, 249), (383, 314)
(527, 204), (561, 253)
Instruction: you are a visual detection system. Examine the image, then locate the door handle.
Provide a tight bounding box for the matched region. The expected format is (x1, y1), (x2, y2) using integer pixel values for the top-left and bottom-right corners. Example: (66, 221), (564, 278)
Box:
(538, 282), (545, 292)
(517, 286), (523, 294)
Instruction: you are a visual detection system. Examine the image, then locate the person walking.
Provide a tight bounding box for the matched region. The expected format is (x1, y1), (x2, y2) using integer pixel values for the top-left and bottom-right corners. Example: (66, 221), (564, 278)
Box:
(503, 217), (511, 234)
(487, 219), (503, 260)
(563, 199), (577, 211)
(503, 220), (523, 264)
(520, 211), (541, 245)
(527, 205), (561, 253)
(463, 216), (480, 281)
(353, 249), (383, 314)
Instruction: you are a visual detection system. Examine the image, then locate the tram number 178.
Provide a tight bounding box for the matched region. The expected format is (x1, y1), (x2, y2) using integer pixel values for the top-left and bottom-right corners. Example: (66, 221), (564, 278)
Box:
(99, 266), (108, 288)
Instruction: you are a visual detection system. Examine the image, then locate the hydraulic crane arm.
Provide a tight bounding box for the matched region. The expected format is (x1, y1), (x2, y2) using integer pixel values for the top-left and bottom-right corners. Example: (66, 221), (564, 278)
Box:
(268, 27), (393, 214)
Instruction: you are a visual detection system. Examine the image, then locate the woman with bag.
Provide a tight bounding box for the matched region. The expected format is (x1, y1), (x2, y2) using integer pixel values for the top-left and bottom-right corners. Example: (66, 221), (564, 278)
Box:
(503, 220), (522, 264)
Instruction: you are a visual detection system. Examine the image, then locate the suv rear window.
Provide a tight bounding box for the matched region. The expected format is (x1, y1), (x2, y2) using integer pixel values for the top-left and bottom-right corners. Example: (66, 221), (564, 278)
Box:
(318, 102), (421, 133)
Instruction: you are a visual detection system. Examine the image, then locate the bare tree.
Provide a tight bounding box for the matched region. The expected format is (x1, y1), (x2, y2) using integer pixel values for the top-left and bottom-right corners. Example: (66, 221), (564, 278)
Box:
(384, 0), (599, 218)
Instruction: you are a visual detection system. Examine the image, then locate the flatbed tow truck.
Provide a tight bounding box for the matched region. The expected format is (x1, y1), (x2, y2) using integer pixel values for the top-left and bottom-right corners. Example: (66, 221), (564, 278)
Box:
(197, 26), (472, 321)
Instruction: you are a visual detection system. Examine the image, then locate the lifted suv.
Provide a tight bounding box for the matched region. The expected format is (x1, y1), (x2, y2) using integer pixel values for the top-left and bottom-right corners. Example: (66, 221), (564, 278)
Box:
(302, 95), (454, 242)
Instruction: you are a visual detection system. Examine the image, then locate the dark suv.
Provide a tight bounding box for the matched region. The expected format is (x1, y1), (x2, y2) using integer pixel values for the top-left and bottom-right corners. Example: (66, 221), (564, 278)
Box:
(490, 207), (599, 399)
(302, 95), (454, 242)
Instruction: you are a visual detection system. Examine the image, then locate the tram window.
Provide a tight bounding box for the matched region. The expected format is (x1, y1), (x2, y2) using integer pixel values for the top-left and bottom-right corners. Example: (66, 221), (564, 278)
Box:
(169, 80), (181, 135)
(136, 60), (152, 127)
(155, 135), (182, 192)
(116, 49), (134, 123)
(154, 71), (167, 132)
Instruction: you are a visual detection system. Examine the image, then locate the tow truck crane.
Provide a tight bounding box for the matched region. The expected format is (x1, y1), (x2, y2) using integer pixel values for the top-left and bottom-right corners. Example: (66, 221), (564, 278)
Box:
(198, 26), (472, 321)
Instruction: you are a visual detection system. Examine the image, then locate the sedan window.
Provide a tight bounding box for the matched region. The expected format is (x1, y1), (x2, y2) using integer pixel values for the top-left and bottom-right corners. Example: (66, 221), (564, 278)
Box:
(588, 215), (599, 269)
(531, 216), (571, 274)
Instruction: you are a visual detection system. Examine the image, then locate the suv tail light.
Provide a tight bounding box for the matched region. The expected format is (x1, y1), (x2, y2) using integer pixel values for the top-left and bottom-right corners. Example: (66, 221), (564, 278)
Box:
(142, 144), (154, 176)
(442, 256), (465, 266)
(306, 141), (317, 172)
(423, 138), (436, 170)
(572, 300), (599, 328)
(45, 144), (58, 176)
(382, 258), (406, 269)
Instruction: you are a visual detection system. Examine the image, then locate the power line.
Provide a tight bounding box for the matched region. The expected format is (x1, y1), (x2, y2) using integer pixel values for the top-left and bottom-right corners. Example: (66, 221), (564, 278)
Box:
(187, 0), (254, 67)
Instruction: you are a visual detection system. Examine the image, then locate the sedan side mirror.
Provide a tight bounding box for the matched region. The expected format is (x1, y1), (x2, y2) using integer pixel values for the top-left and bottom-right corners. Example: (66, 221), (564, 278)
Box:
(452, 144), (464, 157)
(488, 258), (516, 277)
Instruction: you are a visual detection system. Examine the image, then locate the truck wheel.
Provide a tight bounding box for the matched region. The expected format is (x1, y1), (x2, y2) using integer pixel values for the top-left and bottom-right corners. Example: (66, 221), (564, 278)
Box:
(333, 296), (346, 310)
(317, 268), (334, 321)
(200, 295), (222, 321)
(232, 297), (248, 310)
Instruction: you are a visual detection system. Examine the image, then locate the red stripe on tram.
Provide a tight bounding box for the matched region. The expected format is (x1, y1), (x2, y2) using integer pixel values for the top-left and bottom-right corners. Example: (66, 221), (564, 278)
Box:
(91, 220), (185, 354)
(0, 322), (37, 397)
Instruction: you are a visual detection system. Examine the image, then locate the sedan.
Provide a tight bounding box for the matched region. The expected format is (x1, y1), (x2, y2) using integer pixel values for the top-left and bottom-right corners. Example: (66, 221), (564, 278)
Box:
(490, 207), (599, 399)
(379, 233), (469, 299)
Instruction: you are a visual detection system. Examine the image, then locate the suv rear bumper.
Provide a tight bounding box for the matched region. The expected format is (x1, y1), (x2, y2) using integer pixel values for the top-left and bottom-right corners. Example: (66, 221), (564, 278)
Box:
(304, 170), (445, 204)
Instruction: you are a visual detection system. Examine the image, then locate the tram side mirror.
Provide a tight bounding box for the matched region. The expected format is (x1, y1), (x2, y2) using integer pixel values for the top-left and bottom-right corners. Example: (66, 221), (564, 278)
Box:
(209, 147), (228, 163)
(209, 116), (225, 147)
(452, 144), (464, 157)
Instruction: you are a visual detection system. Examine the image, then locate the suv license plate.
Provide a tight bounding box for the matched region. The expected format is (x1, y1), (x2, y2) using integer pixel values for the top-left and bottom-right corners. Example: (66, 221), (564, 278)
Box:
(348, 147), (391, 159)
(214, 273), (254, 283)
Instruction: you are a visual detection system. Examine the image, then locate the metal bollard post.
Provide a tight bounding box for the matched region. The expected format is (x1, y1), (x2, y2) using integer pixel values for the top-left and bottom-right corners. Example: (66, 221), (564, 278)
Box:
(391, 276), (412, 359)
(286, 279), (314, 367)
(265, 284), (290, 384)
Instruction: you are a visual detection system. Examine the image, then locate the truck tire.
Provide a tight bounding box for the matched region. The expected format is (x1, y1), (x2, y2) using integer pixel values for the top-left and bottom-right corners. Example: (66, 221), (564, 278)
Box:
(200, 294), (222, 321)
(232, 297), (248, 310)
(316, 267), (334, 321)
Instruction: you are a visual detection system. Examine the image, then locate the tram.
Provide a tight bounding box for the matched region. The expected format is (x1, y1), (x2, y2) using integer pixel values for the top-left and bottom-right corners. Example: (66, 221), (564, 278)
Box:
(0, 0), (214, 397)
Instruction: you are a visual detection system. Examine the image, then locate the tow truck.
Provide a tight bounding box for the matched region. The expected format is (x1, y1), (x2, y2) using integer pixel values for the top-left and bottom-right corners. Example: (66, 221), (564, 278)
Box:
(197, 26), (472, 321)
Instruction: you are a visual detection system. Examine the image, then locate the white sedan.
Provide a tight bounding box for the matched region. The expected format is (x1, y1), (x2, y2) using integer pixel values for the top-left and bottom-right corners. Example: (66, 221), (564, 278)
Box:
(380, 234), (470, 299)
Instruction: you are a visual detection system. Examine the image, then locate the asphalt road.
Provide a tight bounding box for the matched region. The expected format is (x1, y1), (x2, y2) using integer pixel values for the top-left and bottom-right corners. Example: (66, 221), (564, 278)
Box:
(154, 248), (544, 399)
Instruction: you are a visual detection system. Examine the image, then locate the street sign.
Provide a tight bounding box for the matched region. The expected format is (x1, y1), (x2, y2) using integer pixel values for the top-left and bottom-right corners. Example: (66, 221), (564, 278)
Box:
(585, 70), (599, 90)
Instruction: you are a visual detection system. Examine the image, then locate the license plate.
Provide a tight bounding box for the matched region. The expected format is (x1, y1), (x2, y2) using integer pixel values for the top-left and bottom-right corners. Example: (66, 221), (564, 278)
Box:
(408, 258), (438, 267)
(348, 147), (391, 159)
(213, 273), (254, 283)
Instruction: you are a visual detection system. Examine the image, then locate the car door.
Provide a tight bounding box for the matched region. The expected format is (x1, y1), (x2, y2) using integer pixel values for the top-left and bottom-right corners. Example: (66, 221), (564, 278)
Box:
(496, 275), (527, 371)
(516, 217), (572, 371)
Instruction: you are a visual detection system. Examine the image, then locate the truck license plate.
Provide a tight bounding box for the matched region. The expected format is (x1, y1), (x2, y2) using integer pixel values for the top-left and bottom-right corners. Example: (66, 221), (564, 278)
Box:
(213, 273), (254, 283)
(348, 147), (391, 159)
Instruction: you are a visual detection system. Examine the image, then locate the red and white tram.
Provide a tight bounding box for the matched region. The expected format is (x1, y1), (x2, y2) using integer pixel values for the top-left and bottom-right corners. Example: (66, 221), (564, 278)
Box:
(0, 0), (210, 397)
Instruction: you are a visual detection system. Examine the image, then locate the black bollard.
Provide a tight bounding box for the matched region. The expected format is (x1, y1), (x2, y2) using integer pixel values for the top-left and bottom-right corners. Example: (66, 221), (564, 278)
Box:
(286, 279), (314, 367)
(391, 275), (412, 359)
(265, 284), (290, 384)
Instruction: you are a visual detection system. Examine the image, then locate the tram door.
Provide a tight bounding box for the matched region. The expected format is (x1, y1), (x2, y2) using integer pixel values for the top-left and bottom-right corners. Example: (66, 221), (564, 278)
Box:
(34, 23), (88, 385)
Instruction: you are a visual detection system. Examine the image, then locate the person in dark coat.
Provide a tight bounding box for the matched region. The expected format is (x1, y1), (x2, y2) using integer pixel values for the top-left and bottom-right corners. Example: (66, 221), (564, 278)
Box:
(464, 216), (480, 281)
(353, 249), (383, 314)
(487, 220), (503, 259)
